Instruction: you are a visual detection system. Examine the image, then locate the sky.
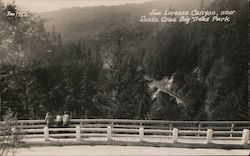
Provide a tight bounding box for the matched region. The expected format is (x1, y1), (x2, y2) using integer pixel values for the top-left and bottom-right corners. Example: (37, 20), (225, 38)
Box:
(2, 0), (156, 12)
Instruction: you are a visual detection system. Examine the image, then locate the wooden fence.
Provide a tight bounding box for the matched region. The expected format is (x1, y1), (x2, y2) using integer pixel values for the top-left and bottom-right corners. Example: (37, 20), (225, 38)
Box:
(1, 119), (249, 145)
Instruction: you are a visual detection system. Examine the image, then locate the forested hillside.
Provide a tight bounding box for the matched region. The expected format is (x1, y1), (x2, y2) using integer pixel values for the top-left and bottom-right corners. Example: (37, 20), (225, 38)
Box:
(0, 0), (248, 120)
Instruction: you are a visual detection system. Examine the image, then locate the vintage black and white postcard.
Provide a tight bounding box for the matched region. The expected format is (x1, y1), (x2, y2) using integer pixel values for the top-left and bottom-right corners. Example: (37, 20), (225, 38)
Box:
(0, 0), (249, 155)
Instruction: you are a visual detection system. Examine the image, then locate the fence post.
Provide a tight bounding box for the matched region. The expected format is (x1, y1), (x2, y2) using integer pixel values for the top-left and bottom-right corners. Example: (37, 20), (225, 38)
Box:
(11, 127), (16, 140)
(241, 129), (249, 144)
(20, 122), (24, 129)
(76, 126), (81, 141)
(197, 123), (201, 136)
(139, 127), (144, 142)
(169, 124), (173, 136)
(172, 128), (178, 143)
(107, 125), (112, 141)
(43, 126), (49, 141)
(206, 129), (213, 144)
(230, 124), (234, 138)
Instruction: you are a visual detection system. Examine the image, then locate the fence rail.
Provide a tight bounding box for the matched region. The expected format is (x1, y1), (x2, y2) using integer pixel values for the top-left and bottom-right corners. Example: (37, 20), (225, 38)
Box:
(1, 119), (249, 145)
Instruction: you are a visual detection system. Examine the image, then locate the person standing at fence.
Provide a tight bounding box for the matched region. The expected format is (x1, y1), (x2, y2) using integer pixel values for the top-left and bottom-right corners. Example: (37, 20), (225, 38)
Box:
(45, 112), (53, 128)
(56, 113), (63, 127)
(63, 111), (70, 127)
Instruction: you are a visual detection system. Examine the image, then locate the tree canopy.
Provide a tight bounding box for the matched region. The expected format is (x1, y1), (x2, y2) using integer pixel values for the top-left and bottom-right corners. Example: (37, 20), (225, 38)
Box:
(0, 0), (248, 121)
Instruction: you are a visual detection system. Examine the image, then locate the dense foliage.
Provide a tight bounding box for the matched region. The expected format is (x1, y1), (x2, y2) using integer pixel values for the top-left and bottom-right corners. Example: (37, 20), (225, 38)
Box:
(0, 0), (248, 120)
